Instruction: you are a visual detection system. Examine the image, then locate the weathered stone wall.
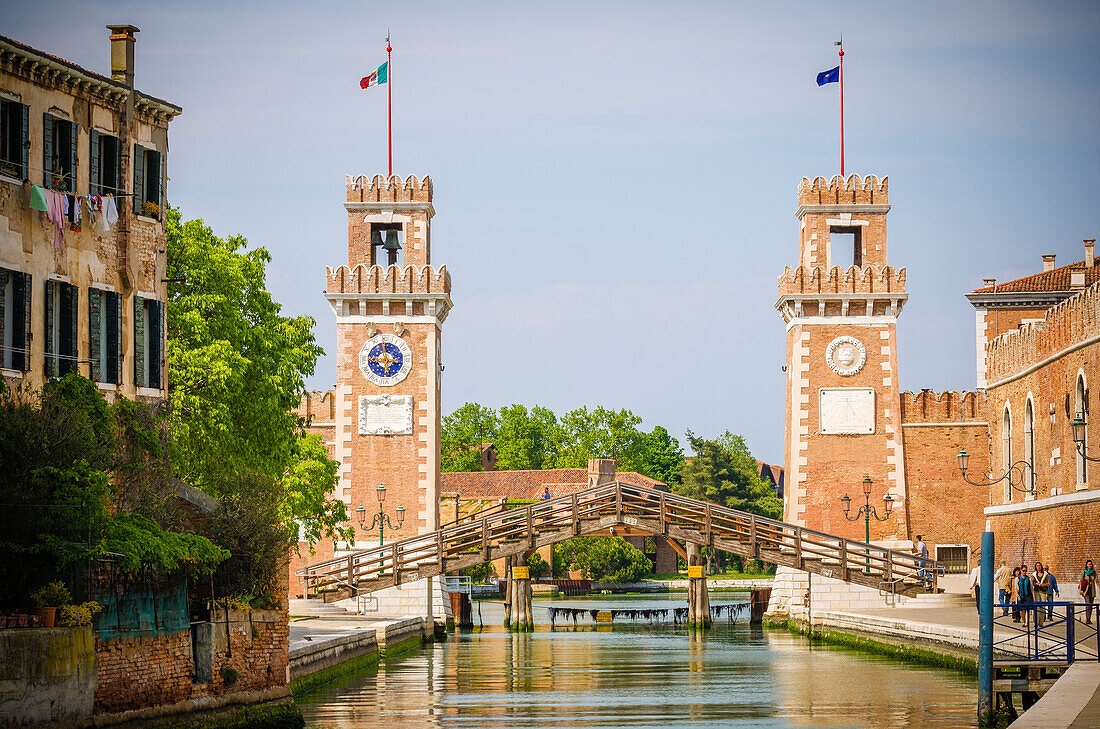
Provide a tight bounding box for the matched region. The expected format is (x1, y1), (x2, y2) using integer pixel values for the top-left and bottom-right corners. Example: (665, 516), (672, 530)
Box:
(94, 629), (193, 714)
(0, 627), (95, 726)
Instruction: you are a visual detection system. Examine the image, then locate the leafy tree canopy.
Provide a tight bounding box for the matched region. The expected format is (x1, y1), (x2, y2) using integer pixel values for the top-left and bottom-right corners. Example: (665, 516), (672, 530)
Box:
(166, 207), (348, 544)
(674, 430), (782, 519)
(556, 536), (651, 583)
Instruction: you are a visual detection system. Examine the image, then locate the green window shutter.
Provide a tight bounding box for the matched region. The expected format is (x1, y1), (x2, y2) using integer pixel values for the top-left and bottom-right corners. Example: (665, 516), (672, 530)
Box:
(0, 270), (6, 369)
(148, 299), (162, 389)
(106, 291), (120, 384)
(157, 151), (165, 215)
(42, 113), (54, 188)
(89, 130), (100, 196)
(89, 289), (102, 382)
(19, 104), (29, 180)
(133, 296), (145, 387)
(13, 272), (29, 371)
(59, 283), (76, 376)
(69, 121), (78, 191)
(113, 136), (122, 195)
(133, 144), (145, 214)
(44, 280), (54, 377)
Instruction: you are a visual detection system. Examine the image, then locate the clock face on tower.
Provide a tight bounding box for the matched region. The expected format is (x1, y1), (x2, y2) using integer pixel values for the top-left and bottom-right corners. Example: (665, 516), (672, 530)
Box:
(359, 334), (413, 386)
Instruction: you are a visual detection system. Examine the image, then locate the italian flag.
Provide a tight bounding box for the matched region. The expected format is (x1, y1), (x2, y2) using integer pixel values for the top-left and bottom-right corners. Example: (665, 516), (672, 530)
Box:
(360, 61), (388, 89)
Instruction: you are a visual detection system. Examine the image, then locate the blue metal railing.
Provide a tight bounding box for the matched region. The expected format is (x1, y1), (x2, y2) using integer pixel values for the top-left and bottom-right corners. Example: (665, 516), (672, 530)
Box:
(992, 601), (1099, 664)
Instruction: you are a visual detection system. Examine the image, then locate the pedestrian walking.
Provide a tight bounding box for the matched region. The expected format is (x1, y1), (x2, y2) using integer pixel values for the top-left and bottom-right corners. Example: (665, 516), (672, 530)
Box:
(1017, 564), (1034, 628)
(914, 535), (930, 585)
(995, 560), (1012, 616)
(968, 559), (982, 614)
(1010, 566), (1022, 623)
(1081, 560), (1097, 625)
(1032, 562), (1049, 627)
(1046, 567), (1060, 620)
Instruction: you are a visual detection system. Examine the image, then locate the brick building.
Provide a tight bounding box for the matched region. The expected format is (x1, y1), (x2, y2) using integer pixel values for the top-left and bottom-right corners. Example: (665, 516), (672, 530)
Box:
(0, 27), (178, 400)
(292, 174), (450, 614)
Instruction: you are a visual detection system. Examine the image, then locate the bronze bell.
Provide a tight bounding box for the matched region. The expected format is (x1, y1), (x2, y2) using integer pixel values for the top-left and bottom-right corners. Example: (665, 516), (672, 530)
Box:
(370, 229), (384, 247)
(383, 229), (402, 251)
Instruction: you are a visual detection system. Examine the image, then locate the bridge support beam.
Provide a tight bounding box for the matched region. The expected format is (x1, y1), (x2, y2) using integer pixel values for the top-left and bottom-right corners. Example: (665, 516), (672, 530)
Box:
(687, 543), (711, 629)
(508, 554), (534, 632)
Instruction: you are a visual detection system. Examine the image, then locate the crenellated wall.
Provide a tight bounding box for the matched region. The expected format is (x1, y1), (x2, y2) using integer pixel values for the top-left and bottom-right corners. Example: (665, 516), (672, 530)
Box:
(985, 282), (1099, 385)
(325, 263), (450, 295)
(299, 389), (337, 424)
(797, 174), (888, 206)
(345, 173), (433, 203)
(900, 390), (984, 423)
(778, 264), (906, 295)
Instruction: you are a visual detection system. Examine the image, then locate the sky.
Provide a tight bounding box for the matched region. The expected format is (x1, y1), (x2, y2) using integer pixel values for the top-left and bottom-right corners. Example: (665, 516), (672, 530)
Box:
(4, 1), (1099, 465)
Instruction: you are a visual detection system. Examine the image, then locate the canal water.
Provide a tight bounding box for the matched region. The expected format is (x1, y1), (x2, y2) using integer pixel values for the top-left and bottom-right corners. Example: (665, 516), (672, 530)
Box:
(298, 593), (978, 729)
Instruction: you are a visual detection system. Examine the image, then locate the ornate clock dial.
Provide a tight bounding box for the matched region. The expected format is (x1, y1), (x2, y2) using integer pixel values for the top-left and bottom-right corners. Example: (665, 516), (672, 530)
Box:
(359, 334), (412, 386)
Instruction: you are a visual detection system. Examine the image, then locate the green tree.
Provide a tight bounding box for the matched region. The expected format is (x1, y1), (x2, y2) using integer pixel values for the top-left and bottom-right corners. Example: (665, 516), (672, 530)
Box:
(440, 402), (498, 472)
(556, 536), (651, 583)
(675, 430), (781, 519)
(634, 425), (685, 485)
(554, 406), (645, 468)
(166, 207), (348, 544)
(495, 404), (559, 471)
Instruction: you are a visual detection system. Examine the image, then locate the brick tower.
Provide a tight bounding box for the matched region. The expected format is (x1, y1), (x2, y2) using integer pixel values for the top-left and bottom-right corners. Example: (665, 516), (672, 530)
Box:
(325, 174), (451, 548)
(775, 175), (909, 542)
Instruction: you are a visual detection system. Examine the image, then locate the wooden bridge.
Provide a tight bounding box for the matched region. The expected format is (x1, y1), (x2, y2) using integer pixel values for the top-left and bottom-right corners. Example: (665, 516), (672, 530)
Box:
(298, 480), (938, 601)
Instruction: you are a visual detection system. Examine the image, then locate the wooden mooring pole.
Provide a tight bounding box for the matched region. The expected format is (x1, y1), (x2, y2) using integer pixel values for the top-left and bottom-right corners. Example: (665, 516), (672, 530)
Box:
(508, 554), (534, 632)
(687, 543), (710, 629)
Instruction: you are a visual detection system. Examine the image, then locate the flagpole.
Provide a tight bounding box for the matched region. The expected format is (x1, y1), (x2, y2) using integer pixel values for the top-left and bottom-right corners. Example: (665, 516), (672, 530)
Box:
(838, 40), (845, 177)
(387, 34), (392, 180)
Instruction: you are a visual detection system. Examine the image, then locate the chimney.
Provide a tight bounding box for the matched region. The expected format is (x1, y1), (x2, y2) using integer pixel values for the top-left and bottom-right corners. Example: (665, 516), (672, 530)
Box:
(1070, 265), (1086, 290)
(1042, 254), (1056, 272)
(106, 24), (139, 87)
(983, 278), (997, 289)
(587, 458), (616, 488)
(1086, 239), (1096, 268)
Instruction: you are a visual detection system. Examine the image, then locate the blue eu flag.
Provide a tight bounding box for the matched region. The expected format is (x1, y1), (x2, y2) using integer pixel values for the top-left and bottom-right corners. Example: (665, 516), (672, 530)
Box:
(817, 65), (840, 86)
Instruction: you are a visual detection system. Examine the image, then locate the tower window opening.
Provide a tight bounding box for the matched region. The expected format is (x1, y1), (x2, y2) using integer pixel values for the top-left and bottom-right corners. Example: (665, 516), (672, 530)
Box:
(371, 224), (404, 268)
(829, 226), (863, 269)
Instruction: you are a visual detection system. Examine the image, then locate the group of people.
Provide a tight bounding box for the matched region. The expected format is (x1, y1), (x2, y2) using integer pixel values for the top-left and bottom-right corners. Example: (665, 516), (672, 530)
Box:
(969, 558), (1098, 625)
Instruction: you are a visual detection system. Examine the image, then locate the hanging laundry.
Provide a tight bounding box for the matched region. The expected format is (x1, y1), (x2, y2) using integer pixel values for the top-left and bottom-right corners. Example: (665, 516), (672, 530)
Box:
(29, 184), (48, 212)
(103, 195), (118, 233)
(44, 189), (65, 249)
(67, 194), (81, 232)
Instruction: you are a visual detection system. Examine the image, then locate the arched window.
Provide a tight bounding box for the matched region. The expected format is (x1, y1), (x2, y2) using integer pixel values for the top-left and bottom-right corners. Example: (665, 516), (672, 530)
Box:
(1078, 374), (1088, 488)
(1003, 405), (1013, 503)
(1024, 398), (1035, 495)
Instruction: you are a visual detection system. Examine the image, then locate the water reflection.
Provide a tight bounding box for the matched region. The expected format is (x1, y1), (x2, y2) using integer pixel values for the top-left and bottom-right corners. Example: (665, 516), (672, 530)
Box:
(298, 594), (976, 729)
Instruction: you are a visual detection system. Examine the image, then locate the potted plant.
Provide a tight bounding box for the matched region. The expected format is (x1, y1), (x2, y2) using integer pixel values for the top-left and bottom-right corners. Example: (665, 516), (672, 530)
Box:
(30, 581), (71, 628)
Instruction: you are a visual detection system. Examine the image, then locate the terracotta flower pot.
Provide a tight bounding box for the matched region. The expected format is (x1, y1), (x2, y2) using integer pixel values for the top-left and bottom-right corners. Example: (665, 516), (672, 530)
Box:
(34, 606), (56, 628)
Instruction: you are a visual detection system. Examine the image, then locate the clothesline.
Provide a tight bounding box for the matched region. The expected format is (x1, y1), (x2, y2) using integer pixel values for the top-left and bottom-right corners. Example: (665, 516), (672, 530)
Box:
(4, 160), (138, 197)
(29, 185), (120, 247)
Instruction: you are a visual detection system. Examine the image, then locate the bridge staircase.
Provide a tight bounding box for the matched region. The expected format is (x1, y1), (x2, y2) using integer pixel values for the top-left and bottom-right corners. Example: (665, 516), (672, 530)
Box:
(298, 481), (939, 602)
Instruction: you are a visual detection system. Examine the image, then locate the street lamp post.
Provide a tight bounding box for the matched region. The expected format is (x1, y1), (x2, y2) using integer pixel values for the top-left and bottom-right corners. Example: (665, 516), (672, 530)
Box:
(956, 448), (1037, 497)
(840, 476), (894, 573)
(355, 484), (406, 546)
(1070, 414), (1100, 463)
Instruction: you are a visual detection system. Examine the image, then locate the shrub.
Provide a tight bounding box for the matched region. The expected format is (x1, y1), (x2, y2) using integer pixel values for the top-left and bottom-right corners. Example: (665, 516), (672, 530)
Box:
(458, 561), (492, 583)
(57, 601), (102, 627)
(30, 581), (71, 607)
(556, 536), (651, 583)
(527, 551), (550, 579)
(219, 666), (238, 686)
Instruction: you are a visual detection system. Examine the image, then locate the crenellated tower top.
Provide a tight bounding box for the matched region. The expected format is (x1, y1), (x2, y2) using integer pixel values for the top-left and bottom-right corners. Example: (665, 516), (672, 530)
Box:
(796, 174), (890, 270)
(343, 173), (435, 270)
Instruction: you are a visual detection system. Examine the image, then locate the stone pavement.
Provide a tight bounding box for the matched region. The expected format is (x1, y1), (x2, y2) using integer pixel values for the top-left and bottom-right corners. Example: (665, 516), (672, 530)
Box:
(1009, 663), (1100, 728)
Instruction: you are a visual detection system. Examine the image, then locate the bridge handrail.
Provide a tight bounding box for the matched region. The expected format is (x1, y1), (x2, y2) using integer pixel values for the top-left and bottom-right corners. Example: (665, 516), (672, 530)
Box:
(297, 481), (942, 595)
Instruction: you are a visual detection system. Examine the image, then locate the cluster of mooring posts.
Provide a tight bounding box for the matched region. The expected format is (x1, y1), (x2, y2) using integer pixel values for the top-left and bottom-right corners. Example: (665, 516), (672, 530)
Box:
(504, 554), (534, 632)
(546, 603), (745, 627)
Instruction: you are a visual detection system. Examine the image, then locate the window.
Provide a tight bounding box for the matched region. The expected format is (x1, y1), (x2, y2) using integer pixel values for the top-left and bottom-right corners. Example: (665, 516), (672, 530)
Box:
(0, 268), (31, 371)
(829, 226), (864, 268)
(89, 289), (121, 385)
(0, 99), (29, 180)
(1078, 374), (1089, 487)
(133, 296), (163, 390)
(1002, 406), (1013, 503)
(370, 223), (403, 267)
(44, 280), (78, 378)
(43, 114), (77, 192)
(134, 145), (163, 220)
(1024, 398), (1035, 494)
(90, 131), (121, 196)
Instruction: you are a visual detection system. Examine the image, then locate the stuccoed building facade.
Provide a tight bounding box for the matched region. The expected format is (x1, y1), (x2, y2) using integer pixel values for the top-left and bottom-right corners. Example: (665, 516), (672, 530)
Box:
(0, 26), (178, 400)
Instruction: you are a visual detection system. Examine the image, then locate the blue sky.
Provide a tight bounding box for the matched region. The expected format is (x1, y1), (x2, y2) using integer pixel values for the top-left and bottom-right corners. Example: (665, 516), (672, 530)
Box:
(6, 1), (1098, 464)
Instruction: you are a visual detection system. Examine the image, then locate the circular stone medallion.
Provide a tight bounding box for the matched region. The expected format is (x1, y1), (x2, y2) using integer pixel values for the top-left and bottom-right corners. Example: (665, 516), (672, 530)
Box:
(359, 333), (413, 386)
(825, 335), (867, 376)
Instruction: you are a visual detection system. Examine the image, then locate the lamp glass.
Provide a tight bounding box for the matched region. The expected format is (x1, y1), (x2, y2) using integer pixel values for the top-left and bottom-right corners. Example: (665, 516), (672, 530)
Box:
(841, 494), (852, 514)
(957, 449), (969, 472)
(1071, 415), (1086, 445)
(376, 484), (386, 503)
(396, 505), (406, 524)
(883, 494), (894, 513)
(862, 476), (872, 495)
(355, 505), (366, 525)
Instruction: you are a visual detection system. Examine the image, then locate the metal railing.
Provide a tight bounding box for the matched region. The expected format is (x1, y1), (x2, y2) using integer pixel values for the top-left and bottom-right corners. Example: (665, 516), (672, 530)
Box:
(992, 601), (1100, 664)
(298, 481), (940, 598)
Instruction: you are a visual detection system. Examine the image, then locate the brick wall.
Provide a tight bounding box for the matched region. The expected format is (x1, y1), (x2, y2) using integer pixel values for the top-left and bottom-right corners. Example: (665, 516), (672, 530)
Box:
(94, 630), (193, 714)
(987, 493), (1100, 587)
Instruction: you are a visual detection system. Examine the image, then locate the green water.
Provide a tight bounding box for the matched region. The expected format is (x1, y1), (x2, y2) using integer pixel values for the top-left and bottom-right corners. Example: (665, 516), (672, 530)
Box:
(297, 594), (978, 728)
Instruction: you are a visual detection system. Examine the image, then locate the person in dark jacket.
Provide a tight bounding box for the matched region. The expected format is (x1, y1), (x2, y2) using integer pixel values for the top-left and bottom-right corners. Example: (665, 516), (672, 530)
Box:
(1017, 564), (1034, 628)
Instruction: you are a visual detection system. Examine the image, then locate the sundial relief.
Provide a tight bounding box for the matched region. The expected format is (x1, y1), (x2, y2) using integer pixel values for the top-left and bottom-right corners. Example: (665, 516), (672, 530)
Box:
(819, 388), (875, 435)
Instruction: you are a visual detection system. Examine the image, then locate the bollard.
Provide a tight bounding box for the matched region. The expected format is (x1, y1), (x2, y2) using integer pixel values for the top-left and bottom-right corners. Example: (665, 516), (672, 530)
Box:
(978, 530), (994, 725)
